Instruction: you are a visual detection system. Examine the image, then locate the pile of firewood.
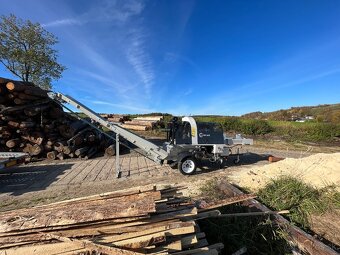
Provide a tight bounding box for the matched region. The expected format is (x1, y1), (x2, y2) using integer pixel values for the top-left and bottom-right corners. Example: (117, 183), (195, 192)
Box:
(122, 116), (164, 131)
(0, 77), (115, 160)
(0, 186), (226, 255)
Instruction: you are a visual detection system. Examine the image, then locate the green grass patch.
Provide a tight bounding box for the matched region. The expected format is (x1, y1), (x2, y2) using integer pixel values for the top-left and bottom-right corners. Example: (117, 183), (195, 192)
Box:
(269, 121), (340, 142)
(257, 176), (340, 229)
(194, 116), (340, 142)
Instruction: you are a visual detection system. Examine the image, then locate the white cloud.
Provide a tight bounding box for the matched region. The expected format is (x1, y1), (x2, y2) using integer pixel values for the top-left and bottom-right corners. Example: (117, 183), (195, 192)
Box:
(126, 29), (155, 95)
(80, 0), (145, 24)
(42, 0), (145, 28)
(90, 100), (154, 113)
(42, 18), (82, 28)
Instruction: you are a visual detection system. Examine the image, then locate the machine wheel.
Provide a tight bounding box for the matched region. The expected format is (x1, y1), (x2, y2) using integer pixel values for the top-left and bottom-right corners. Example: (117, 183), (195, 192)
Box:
(178, 157), (197, 175)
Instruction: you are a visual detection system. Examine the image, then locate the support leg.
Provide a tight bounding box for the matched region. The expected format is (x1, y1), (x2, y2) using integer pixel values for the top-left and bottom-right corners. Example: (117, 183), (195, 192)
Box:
(115, 133), (120, 178)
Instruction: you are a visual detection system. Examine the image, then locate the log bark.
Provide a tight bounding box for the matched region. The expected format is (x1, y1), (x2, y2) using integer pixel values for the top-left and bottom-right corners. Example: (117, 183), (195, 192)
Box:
(75, 146), (90, 157)
(19, 121), (35, 129)
(24, 104), (50, 117)
(24, 87), (48, 97)
(18, 93), (40, 101)
(14, 98), (29, 105)
(84, 147), (97, 160)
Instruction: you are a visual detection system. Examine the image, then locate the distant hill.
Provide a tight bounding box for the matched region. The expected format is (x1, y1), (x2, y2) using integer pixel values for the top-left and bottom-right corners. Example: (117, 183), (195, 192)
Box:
(241, 103), (340, 123)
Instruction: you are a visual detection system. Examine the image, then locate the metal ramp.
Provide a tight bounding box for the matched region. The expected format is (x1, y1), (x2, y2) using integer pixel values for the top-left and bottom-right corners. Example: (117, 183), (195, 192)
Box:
(49, 93), (169, 178)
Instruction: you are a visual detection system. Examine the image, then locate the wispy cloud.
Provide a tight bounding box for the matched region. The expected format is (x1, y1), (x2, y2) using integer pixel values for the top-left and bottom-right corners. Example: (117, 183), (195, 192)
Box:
(89, 100), (154, 113)
(164, 52), (200, 71)
(99, 0), (144, 23)
(42, 0), (145, 28)
(42, 18), (82, 28)
(126, 29), (155, 95)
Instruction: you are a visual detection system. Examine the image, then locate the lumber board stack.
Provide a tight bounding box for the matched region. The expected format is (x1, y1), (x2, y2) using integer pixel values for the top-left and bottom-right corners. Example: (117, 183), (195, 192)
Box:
(122, 116), (165, 131)
(0, 186), (224, 255)
(0, 77), (117, 160)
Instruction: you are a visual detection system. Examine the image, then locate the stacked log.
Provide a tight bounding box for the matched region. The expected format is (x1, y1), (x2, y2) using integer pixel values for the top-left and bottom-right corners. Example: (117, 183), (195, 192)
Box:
(0, 186), (224, 254)
(122, 116), (164, 131)
(101, 113), (130, 123)
(0, 77), (116, 160)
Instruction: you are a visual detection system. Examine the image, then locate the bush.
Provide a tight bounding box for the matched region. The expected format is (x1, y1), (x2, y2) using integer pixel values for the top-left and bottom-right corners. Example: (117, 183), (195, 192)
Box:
(223, 117), (242, 132)
(241, 119), (273, 135)
(271, 121), (340, 142)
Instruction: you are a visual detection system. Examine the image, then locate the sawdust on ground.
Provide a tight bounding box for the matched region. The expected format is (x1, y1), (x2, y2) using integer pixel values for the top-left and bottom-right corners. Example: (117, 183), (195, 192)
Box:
(229, 153), (340, 191)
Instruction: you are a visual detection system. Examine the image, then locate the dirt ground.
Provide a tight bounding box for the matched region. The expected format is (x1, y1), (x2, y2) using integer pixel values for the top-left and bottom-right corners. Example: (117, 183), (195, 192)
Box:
(0, 142), (339, 248)
(0, 145), (299, 211)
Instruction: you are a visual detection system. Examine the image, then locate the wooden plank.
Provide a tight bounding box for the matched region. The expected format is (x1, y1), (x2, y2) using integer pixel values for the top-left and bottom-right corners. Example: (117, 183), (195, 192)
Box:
(181, 234), (198, 248)
(0, 191), (160, 233)
(0, 242), (87, 255)
(171, 243), (224, 255)
(50, 234), (144, 255)
(112, 232), (166, 249)
(0, 215), (151, 240)
(96, 157), (115, 181)
(82, 157), (110, 182)
(198, 194), (256, 210)
(54, 160), (88, 185)
(87, 157), (110, 181)
(94, 221), (194, 243)
(101, 224), (195, 248)
(69, 159), (100, 184)
(146, 240), (182, 253)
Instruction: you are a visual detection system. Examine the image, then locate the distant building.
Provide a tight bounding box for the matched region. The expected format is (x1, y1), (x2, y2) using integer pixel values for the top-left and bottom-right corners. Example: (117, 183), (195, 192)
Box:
(295, 116), (315, 122)
(295, 118), (306, 122)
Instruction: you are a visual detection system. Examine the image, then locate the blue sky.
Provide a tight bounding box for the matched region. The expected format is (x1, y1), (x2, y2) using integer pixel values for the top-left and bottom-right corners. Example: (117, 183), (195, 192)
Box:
(1, 0), (340, 115)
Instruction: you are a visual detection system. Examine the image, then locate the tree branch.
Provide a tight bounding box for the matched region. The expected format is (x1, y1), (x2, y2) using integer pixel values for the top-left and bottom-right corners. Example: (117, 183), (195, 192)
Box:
(0, 59), (22, 80)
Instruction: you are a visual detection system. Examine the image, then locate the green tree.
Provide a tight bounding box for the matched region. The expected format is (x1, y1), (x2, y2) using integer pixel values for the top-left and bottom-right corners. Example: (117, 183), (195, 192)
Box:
(0, 14), (65, 89)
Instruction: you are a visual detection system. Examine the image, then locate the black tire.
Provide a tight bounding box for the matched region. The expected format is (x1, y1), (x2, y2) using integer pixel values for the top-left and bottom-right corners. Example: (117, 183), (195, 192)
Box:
(178, 156), (197, 175)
